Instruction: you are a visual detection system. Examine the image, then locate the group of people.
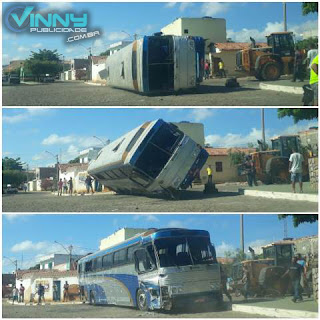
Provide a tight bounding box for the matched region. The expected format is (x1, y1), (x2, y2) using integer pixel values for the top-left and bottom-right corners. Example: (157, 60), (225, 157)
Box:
(204, 59), (227, 79)
(11, 284), (25, 304)
(57, 177), (73, 196)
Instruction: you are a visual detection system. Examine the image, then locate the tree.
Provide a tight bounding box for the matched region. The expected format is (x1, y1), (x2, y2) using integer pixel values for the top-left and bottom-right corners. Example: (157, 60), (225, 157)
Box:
(24, 49), (62, 81)
(68, 156), (80, 164)
(2, 157), (24, 171)
(302, 2), (318, 15)
(2, 170), (27, 187)
(228, 150), (246, 166)
(295, 37), (318, 50)
(278, 214), (318, 227)
(277, 108), (318, 123)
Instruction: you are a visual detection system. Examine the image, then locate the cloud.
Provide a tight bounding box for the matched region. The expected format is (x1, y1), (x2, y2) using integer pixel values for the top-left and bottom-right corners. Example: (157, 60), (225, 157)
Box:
(201, 3), (230, 16)
(132, 214), (160, 223)
(215, 241), (235, 257)
(42, 134), (75, 146)
(228, 19), (318, 42)
(17, 46), (29, 52)
(106, 32), (128, 41)
(167, 220), (186, 228)
(189, 108), (215, 122)
(11, 240), (47, 252)
(3, 151), (12, 156)
(164, 2), (176, 9)
(32, 43), (43, 48)
(3, 54), (10, 65)
(3, 109), (51, 124)
(179, 3), (193, 12)
(246, 239), (270, 255)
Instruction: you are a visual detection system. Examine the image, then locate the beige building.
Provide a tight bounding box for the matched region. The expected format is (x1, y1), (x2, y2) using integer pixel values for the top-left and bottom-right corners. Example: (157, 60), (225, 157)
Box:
(161, 17), (226, 54)
(99, 228), (148, 250)
(172, 121), (205, 147)
(200, 147), (255, 184)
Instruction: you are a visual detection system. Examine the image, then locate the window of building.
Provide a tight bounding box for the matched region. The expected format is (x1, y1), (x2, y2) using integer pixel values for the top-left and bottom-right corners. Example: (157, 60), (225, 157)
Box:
(215, 162), (223, 172)
(184, 29), (189, 34)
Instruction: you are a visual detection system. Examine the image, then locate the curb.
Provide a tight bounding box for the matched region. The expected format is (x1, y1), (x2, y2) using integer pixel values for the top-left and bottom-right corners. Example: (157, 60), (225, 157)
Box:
(243, 189), (318, 202)
(52, 191), (116, 196)
(259, 83), (304, 95)
(84, 82), (107, 86)
(232, 304), (318, 318)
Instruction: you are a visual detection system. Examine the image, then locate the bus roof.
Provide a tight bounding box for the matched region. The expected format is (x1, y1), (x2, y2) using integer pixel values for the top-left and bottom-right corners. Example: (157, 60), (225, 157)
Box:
(79, 228), (210, 263)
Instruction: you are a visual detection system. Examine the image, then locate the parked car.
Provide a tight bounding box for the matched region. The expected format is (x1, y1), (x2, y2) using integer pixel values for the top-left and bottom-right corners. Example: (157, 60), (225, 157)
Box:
(40, 76), (55, 83)
(8, 74), (20, 84)
(3, 184), (18, 194)
(2, 75), (9, 83)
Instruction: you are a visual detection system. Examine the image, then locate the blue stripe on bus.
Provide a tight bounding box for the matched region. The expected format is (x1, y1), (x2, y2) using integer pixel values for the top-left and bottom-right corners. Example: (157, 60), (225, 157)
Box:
(142, 36), (149, 93)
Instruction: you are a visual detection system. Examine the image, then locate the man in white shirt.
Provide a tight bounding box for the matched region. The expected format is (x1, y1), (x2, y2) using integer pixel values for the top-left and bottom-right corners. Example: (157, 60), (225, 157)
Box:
(307, 45), (318, 69)
(289, 148), (304, 193)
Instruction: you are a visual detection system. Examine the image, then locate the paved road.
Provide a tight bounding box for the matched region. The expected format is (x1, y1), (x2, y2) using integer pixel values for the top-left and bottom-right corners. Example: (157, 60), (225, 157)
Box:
(2, 185), (317, 212)
(2, 78), (302, 106)
(2, 301), (266, 318)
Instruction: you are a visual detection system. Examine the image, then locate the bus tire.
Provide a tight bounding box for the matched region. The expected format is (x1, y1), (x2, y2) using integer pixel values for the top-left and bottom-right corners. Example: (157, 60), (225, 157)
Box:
(89, 291), (96, 305)
(136, 289), (148, 311)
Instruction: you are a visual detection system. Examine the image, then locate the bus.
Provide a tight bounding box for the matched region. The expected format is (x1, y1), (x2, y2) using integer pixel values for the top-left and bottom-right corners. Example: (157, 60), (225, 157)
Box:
(101, 35), (205, 94)
(88, 119), (208, 197)
(78, 228), (222, 311)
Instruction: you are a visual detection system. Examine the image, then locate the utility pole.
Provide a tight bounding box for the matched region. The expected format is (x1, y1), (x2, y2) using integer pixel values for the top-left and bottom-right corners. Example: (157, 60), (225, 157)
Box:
(46, 151), (59, 187)
(283, 2), (287, 32)
(54, 241), (73, 271)
(4, 256), (18, 281)
(261, 108), (266, 147)
(284, 217), (288, 239)
(240, 215), (244, 257)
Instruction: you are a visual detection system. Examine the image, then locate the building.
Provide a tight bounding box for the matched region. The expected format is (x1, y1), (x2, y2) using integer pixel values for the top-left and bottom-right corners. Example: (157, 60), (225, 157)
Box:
(172, 121), (205, 147)
(16, 269), (79, 303)
(3, 273), (15, 298)
(200, 147), (255, 184)
(59, 163), (89, 193)
(89, 56), (107, 83)
(105, 41), (133, 56)
(39, 254), (84, 271)
(28, 167), (57, 191)
(79, 147), (102, 164)
(210, 42), (268, 77)
(161, 17), (226, 54)
(63, 58), (89, 80)
(99, 228), (148, 250)
(3, 60), (24, 74)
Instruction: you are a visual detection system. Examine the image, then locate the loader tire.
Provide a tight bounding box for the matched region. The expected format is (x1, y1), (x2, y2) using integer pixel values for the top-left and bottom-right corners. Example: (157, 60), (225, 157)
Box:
(261, 62), (281, 81)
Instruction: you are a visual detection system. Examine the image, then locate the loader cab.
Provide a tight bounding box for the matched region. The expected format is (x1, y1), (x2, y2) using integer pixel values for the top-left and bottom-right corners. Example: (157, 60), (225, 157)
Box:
(266, 32), (295, 57)
(271, 135), (300, 158)
(262, 243), (293, 268)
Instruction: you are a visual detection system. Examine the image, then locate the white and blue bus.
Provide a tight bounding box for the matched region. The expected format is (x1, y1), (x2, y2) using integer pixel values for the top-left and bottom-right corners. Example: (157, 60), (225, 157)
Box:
(78, 228), (221, 311)
(101, 35), (205, 94)
(88, 119), (208, 197)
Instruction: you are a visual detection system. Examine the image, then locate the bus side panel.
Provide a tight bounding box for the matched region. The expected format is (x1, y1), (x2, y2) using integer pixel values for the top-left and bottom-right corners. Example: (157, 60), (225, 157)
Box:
(174, 37), (196, 90)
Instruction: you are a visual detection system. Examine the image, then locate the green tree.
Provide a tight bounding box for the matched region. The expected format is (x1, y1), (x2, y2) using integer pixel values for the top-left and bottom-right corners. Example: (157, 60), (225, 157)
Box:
(295, 37), (318, 50)
(2, 170), (27, 187)
(277, 108), (318, 123)
(2, 157), (24, 171)
(24, 49), (62, 81)
(302, 2), (318, 15)
(228, 150), (246, 166)
(278, 214), (318, 227)
(68, 156), (80, 164)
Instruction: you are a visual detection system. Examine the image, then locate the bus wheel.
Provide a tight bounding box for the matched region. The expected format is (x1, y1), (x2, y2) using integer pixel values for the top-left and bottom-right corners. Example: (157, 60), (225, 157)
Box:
(136, 289), (148, 311)
(89, 291), (96, 305)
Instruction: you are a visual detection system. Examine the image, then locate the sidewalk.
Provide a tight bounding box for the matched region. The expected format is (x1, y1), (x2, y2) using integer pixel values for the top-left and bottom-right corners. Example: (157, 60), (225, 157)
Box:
(6, 299), (84, 306)
(52, 191), (116, 196)
(259, 78), (306, 94)
(232, 296), (318, 318)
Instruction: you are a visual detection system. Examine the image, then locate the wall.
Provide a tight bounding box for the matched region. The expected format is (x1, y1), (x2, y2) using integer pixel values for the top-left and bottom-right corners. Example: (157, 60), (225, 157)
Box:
(210, 51), (242, 77)
(308, 157), (318, 191)
(92, 63), (107, 83)
(200, 155), (241, 184)
(100, 228), (148, 250)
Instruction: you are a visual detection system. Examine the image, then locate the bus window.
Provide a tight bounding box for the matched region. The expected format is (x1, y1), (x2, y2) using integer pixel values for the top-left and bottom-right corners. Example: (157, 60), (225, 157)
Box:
(134, 249), (156, 274)
(92, 259), (97, 271)
(85, 260), (92, 272)
(187, 237), (214, 264)
(102, 253), (113, 269)
(97, 257), (102, 270)
(127, 246), (138, 262)
(126, 128), (145, 153)
(114, 249), (127, 266)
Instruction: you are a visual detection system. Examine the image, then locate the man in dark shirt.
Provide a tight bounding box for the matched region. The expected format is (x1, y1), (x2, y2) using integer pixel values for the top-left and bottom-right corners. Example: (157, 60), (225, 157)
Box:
(282, 257), (303, 302)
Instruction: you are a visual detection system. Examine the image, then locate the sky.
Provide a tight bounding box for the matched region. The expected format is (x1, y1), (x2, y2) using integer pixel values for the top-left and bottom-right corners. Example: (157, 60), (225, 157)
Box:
(2, 107), (318, 168)
(2, 213), (318, 273)
(2, 2), (318, 65)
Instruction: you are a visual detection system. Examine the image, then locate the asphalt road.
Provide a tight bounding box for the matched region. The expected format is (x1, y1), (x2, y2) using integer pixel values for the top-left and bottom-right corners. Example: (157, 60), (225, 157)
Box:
(2, 78), (302, 106)
(2, 301), (266, 318)
(2, 185), (317, 212)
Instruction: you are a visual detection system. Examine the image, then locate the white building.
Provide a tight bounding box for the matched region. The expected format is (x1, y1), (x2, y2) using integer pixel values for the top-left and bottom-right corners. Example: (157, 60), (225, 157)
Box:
(90, 56), (107, 83)
(161, 17), (227, 54)
(79, 147), (102, 164)
(39, 254), (84, 271)
(99, 228), (148, 250)
(59, 163), (89, 194)
(105, 40), (133, 56)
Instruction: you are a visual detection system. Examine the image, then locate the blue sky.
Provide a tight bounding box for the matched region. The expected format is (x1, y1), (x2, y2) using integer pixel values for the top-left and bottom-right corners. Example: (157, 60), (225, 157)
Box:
(2, 108), (318, 168)
(2, 2), (318, 65)
(2, 213), (318, 273)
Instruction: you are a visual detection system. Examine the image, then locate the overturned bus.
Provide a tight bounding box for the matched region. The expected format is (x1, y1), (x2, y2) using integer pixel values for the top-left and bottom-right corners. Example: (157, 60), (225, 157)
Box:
(88, 119), (209, 196)
(100, 35), (205, 94)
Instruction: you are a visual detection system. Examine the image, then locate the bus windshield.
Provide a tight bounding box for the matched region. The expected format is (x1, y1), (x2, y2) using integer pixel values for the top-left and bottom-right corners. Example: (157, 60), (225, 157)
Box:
(155, 236), (215, 267)
(135, 123), (183, 178)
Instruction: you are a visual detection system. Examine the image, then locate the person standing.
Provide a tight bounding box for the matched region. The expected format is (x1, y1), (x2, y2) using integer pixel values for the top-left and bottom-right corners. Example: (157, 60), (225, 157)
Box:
(297, 254), (311, 298)
(37, 283), (45, 305)
(63, 178), (68, 194)
(19, 283), (25, 303)
(241, 265), (250, 301)
(63, 281), (69, 302)
(68, 177), (73, 195)
(85, 175), (94, 194)
(12, 286), (19, 304)
(220, 265), (232, 303)
(307, 45), (318, 70)
(204, 60), (210, 79)
(206, 165), (213, 185)
(23, 182), (28, 193)
(282, 257), (303, 302)
(309, 54), (318, 106)
(289, 148), (304, 193)
(58, 178), (63, 196)
(218, 60), (226, 78)
(292, 49), (304, 82)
